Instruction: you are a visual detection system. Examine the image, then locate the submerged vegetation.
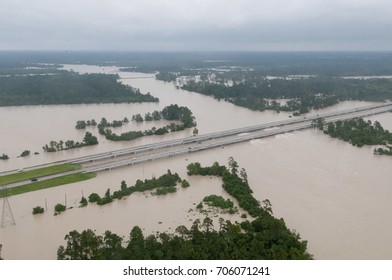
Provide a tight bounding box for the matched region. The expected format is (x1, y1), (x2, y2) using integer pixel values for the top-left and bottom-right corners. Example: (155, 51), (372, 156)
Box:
(87, 170), (181, 206)
(322, 118), (392, 154)
(54, 204), (66, 214)
(98, 104), (197, 141)
(0, 153), (9, 160)
(72, 105), (196, 142)
(75, 119), (98, 129)
(58, 159), (311, 260)
(374, 145), (392, 155)
(32, 206), (45, 215)
(202, 195), (234, 209)
(42, 132), (98, 152)
(19, 150), (30, 157)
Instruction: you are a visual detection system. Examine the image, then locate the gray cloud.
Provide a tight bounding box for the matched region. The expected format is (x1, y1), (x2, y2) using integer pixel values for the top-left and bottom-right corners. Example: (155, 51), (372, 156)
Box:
(1, 0), (392, 51)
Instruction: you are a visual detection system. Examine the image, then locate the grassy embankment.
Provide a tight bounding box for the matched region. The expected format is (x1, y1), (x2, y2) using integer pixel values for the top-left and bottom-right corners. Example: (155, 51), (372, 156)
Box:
(0, 164), (96, 198)
(0, 163), (81, 185)
(0, 173), (96, 198)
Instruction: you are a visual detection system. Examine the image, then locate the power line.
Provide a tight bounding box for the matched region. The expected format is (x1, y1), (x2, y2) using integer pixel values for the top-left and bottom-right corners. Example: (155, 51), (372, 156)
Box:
(1, 186), (16, 228)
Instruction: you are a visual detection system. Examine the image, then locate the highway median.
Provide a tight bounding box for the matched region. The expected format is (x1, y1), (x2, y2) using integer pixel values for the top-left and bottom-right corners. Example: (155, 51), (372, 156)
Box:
(0, 163), (81, 185)
(0, 172), (96, 198)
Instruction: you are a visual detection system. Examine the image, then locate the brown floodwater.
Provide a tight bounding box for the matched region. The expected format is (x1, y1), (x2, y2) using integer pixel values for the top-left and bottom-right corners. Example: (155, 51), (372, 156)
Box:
(1, 64), (392, 259)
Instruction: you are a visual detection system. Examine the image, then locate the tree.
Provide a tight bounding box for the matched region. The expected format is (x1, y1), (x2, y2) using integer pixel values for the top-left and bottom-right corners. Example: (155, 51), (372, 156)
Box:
(152, 110), (161, 120)
(57, 229), (104, 260)
(75, 120), (87, 129)
(144, 113), (153, 121)
(54, 203), (66, 214)
(126, 226), (146, 259)
(88, 193), (101, 203)
(316, 118), (324, 130)
(193, 127), (199, 135)
(102, 230), (124, 259)
(186, 162), (202, 175)
(99, 117), (108, 128)
(20, 150), (30, 157)
(120, 180), (127, 191)
(181, 179), (190, 188)
(83, 132), (98, 145)
(80, 197), (88, 207)
(32, 206), (44, 215)
(0, 153), (9, 160)
(240, 168), (248, 183)
(133, 114), (144, 123)
(59, 140), (64, 150)
(228, 157), (239, 175)
(262, 199), (273, 215)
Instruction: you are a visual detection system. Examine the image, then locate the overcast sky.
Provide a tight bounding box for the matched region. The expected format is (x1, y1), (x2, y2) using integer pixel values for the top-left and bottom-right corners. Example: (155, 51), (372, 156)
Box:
(1, 0), (392, 51)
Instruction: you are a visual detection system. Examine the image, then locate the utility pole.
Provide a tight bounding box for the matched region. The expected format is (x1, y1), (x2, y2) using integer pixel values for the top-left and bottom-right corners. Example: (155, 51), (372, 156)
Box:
(1, 186), (16, 228)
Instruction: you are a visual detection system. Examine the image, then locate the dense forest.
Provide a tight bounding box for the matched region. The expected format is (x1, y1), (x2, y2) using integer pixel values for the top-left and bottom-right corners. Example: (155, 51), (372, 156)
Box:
(0, 72), (158, 106)
(57, 159), (311, 260)
(182, 77), (392, 114)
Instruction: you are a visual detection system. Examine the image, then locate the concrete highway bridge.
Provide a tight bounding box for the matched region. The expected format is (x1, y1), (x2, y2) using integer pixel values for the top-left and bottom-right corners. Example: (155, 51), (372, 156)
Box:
(74, 101), (392, 172)
(3, 101), (392, 188)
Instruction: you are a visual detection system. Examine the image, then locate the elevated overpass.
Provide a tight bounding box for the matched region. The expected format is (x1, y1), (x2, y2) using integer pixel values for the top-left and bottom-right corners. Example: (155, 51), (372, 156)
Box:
(3, 102), (392, 188)
(78, 101), (392, 172)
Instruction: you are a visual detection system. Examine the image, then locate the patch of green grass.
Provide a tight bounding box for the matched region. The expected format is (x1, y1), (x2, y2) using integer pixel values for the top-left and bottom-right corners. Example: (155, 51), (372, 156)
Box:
(0, 173), (96, 198)
(0, 163), (81, 185)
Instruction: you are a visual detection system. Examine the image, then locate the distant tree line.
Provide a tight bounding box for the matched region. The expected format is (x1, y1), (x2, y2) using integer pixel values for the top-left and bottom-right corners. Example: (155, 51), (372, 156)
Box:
(0, 72), (158, 106)
(182, 77), (392, 114)
(42, 132), (98, 152)
(153, 52), (392, 85)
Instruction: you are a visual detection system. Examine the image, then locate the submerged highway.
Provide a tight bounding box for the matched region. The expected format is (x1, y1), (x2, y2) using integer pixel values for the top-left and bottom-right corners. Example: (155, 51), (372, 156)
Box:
(3, 101), (392, 188)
